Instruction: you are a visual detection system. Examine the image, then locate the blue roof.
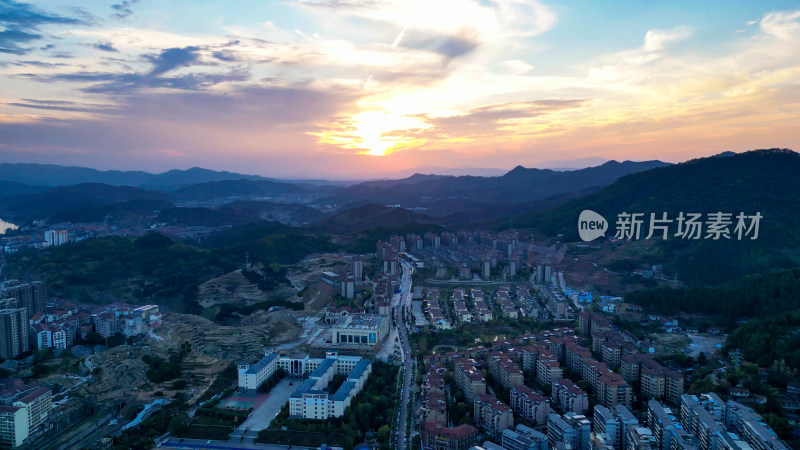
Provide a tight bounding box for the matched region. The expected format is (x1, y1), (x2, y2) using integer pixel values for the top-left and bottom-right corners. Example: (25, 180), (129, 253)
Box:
(246, 352), (278, 375)
(310, 358), (336, 378)
(291, 379), (317, 398)
(332, 381), (356, 401)
(347, 360), (370, 381)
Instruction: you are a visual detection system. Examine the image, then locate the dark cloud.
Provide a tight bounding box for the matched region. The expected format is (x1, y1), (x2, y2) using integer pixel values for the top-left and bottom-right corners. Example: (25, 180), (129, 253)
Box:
(0, 0), (84, 54)
(111, 0), (139, 20)
(21, 67), (251, 93)
(93, 42), (118, 52)
(10, 60), (67, 67)
(212, 50), (238, 62)
(146, 46), (202, 76)
(6, 99), (118, 113)
(17, 44), (243, 93)
(401, 31), (480, 59)
(48, 51), (74, 58)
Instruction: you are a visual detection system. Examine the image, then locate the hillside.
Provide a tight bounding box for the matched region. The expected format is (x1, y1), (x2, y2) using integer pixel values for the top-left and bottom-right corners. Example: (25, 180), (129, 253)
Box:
(335, 160), (669, 208)
(4, 226), (334, 313)
(520, 149), (800, 284)
(312, 203), (438, 234)
(173, 179), (309, 201)
(0, 183), (172, 223)
(0, 181), (47, 199)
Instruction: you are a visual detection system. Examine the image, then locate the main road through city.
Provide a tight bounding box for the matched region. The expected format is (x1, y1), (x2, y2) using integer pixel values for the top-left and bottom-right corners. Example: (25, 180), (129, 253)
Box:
(393, 260), (415, 450)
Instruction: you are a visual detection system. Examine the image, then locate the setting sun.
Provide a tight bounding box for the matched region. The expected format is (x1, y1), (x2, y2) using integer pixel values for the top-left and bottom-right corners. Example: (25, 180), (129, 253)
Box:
(315, 111), (430, 156)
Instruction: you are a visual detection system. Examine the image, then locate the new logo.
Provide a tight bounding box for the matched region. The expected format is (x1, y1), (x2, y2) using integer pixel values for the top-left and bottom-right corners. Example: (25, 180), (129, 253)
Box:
(578, 210), (607, 241)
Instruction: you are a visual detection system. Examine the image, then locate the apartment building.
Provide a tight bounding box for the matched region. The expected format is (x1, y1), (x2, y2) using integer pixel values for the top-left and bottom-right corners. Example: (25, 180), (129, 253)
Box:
(0, 379), (51, 448)
(509, 385), (550, 426)
(453, 358), (487, 403)
(624, 425), (658, 450)
(647, 400), (699, 450)
(0, 308), (29, 360)
(593, 405), (639, 450)
(424, 424), (479, 450)
(547, 412), (591, 450)
(535, 353), (562, 387)
(474, 394), (514, 437)
(487, 352), (524, 389)
(551, 378), (589, 415)
(501, 424), (548, 450)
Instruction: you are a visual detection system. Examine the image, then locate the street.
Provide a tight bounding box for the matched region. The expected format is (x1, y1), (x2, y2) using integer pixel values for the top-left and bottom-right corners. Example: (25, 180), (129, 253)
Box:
(393, 260), (415, 450)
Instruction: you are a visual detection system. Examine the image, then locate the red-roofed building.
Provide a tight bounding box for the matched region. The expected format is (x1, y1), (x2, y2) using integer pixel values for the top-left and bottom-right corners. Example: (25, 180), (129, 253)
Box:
(423, 423), (479, 450)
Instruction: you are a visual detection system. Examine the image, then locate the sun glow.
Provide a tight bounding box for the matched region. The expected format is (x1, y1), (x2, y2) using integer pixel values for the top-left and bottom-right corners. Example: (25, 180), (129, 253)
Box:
(315, 111), (431, 156)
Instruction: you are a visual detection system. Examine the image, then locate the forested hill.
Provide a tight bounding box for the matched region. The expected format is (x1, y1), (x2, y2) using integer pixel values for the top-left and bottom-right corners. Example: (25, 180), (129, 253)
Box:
(625, 268), (800, 323)
(519, 149), (800, 284)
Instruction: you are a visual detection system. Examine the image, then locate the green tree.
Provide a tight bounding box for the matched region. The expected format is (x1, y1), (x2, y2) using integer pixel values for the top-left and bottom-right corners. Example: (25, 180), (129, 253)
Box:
(377, 425), (390, 442)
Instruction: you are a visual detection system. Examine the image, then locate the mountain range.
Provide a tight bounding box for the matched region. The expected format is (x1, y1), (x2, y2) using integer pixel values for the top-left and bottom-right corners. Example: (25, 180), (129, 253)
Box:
(0, 163), (349, 191)
(336, 160), (671, 206)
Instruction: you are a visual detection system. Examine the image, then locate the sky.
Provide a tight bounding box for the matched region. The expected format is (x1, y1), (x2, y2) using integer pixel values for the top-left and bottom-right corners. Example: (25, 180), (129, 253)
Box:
(0, 0), (799, 179)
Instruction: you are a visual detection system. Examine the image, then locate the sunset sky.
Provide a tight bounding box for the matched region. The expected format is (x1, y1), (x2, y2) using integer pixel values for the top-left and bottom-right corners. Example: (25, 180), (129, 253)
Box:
(1, 0), (799, 178)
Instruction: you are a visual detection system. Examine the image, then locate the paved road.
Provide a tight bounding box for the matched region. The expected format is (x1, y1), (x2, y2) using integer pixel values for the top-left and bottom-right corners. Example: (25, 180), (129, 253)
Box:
(160, 437), (312, 450)
(394, 261), (415, 450)
(229, 378), (296, 443)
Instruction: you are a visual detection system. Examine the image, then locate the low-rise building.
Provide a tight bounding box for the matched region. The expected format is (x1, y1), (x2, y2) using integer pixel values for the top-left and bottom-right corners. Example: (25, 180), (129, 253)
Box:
(288, 353), (372, 420)
(238, 350), (280, 390)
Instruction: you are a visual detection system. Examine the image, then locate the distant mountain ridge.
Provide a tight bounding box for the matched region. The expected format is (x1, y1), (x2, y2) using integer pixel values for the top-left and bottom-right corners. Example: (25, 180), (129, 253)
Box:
(336, 159), (671, 206)
(0, 163), (353, 191)
(173, 179), (310, 201)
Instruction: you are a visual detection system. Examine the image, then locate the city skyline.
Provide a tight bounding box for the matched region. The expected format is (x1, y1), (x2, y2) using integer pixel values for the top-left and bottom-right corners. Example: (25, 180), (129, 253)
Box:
(1, 0), (799, 178)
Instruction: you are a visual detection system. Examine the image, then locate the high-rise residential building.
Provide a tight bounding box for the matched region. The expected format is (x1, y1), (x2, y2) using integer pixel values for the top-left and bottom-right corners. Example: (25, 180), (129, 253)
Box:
(352, 255), (363, 283)
(44, 230), (69, 247)
(0, 281), (46, 318)
(341, 272), (355, 299)
(0, 309), (29, 359)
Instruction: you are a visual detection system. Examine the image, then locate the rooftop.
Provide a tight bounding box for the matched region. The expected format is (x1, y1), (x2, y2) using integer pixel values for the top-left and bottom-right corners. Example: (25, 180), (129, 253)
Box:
(244, 352), (278, 375)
